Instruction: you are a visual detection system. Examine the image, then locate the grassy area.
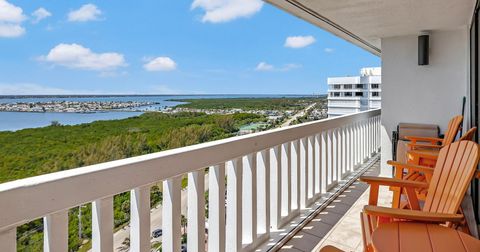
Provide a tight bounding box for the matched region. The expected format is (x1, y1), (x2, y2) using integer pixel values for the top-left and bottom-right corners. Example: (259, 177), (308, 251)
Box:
(171, 96), (326, 111)
(2, 111), (264, 251)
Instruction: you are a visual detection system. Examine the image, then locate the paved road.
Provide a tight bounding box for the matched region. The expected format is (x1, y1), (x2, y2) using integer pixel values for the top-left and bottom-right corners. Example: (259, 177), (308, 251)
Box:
(281, 103), (316, 127)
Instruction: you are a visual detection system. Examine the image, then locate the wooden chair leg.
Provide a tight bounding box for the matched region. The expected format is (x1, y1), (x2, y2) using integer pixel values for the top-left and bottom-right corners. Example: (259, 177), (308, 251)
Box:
(391, 188), (401, 208)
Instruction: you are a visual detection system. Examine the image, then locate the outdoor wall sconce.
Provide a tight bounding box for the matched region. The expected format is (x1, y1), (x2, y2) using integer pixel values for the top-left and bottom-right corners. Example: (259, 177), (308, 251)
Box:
(418, 32), (429, 65)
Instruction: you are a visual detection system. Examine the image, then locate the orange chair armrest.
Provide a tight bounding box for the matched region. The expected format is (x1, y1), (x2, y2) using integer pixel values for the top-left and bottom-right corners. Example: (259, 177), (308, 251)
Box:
(363, 206), (464, 223)
(404, 136), (443, 144)
(359, 176), (429, 188)
(407, 143), (443, 149)
(386, 161), (435, 174)
(407, 150), (439, 160)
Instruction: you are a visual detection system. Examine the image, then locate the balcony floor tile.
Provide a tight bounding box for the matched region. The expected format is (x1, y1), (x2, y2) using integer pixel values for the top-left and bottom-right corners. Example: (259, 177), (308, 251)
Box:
(279, 159), (395, 252)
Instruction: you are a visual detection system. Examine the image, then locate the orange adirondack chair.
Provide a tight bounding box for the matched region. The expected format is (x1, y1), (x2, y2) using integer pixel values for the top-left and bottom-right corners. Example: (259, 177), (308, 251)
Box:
(390, 115), (463, 208)
(391, 127), (478, 209)
(360, 141), (480, 252)
(406, 127), (476, 167)
(405, 115), (463, 152)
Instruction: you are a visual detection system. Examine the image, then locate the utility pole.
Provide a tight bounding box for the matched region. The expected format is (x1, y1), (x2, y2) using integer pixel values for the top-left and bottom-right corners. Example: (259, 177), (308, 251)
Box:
(78, 205), (83, 240)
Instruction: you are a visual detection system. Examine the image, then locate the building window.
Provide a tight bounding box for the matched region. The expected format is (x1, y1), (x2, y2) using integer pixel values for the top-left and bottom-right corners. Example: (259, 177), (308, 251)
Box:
(333, 84), (341, 89)
(371, 84), (379, 89)
(333, 92), (340, 97)
(344, 84), (352, 89)
(372, 92), (379, 97)
(355, 84), (364, 89)
(344, 92), (352, 97)
(355, 92), (363, 97)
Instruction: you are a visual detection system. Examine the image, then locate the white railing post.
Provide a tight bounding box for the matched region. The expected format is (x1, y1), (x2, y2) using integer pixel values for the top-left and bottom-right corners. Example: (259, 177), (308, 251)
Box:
(131, 185), (151, 252)
(327, 130), (334, 188)
(299, 138), (308, 208)
(270, 146), (281, 230)
(291, 140), (300, 210)
(163, 177), (182, 252)
(332, 129), (338, 183)
(44, 210), (68, 252)
(208, 164), (226, 252)
(280, 143), (291, 216)
(345, 125), (351, 173)
(92, 197), (113, 252)
(320, 132), (327, 193)
(257, 150), (270, 236)
(0, 228), (16, 251)
(242, 154), (257, 245)
(226, 158), (243, 252)
(339, 127), (345, 178)
(188, 170), (205, 252)
(353, 122), (359, 168)
(307, 136), (314, 198)
(314, 134), (321, 196)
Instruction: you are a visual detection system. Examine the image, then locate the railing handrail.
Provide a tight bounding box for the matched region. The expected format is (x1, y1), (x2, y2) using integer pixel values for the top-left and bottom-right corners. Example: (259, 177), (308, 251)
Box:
(0, 109), (380, 230)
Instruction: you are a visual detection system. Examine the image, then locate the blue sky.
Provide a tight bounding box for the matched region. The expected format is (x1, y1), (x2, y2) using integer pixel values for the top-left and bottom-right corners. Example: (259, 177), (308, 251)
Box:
(0, 0), (380, 95)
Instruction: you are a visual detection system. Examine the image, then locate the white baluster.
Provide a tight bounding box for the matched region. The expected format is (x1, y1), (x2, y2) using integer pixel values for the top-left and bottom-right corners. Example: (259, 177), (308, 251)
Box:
(242, 154), (257, 245)
(280, 142), (291, 216)
(208, 164), (226, 252)
(332, 129), (338, 183)
(188, 170), (205, 252)
(92, 197), (113, 252)
(163, 177), (181, 252)
(291, 140), (300, 210)
(339, 128), (345, 178)
(257, 150), (270, 236)
(345, 125), (351, 173)
(0, 228), (16, 251)
(320, 132), (328, 193)
(44, 210), (68, 252)
(327, 130), (334, 187)
(226, 158), (243, 252)
(307, 136), (314, 198)
(314, 134), (321, 196)
(131, 185), (151, 252)
(299, 138), (308, 208)
(270, 146), (281, 230)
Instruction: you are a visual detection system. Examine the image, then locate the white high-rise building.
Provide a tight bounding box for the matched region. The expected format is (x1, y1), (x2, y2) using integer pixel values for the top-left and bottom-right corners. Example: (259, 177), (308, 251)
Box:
(327, 67), (381, 117)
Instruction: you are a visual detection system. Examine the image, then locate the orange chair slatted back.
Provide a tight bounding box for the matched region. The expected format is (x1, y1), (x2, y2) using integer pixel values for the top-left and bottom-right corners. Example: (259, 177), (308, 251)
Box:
(441, 115), (463, 146)
(423, 141), (480, 214)
(459, 127), (477, 141)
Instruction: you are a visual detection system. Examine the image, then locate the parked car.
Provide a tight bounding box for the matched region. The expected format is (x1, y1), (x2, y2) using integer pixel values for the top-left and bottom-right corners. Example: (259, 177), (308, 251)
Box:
(181, 244), (187, 252)
(152, 229), (162, 238)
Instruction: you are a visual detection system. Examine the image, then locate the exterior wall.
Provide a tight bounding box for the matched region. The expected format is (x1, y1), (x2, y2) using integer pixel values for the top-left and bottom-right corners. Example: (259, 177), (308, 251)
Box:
(380, 28), (469, 175)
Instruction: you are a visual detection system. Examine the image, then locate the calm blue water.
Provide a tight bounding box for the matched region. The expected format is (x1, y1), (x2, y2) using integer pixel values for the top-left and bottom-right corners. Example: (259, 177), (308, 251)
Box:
(0, 95), (309, 132)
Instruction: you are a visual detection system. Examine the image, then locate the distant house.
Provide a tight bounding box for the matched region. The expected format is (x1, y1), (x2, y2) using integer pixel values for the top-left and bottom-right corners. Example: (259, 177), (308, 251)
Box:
(327, 67), (381, 117)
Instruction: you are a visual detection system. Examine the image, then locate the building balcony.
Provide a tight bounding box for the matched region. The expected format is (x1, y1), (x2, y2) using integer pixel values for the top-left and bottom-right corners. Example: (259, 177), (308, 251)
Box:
(0, 109), (381, 252)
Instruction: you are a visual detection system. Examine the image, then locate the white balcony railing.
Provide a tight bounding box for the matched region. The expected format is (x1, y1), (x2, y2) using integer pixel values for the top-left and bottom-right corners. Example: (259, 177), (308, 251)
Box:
(0, 109), (381, 252)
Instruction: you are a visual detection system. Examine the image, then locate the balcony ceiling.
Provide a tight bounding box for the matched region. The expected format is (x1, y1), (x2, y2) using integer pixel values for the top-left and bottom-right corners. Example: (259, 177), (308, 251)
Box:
(266, 0), (476, 55)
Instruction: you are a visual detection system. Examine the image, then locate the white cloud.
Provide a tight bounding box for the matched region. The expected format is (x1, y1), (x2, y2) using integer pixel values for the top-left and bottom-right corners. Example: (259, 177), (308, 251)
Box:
(255, 62), (301, 72)
(68, 4), (102, 22)
(143, 57), (177, 72)
(32, 8), (52, 24)
(0, 83), (78, 95)
(191, 0), (263, 23)
(151, 85), (180, 94)
(255, 62), (273, 71)
(284, 36), (316, 49)
(324, 48), (334, 53)
(0, 0), (26, 38)
(40, 43), (126, 71)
